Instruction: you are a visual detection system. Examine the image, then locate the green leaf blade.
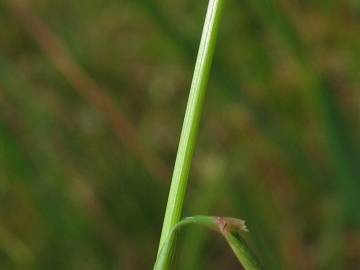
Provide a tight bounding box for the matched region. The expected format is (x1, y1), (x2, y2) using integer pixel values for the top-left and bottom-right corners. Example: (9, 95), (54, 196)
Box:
(224, 233), (264, 270)
(154, 216), (263, 270)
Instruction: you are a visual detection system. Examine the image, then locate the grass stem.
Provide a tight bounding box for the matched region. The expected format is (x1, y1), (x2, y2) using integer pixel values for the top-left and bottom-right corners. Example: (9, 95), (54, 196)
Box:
(155, 0), (225, 268)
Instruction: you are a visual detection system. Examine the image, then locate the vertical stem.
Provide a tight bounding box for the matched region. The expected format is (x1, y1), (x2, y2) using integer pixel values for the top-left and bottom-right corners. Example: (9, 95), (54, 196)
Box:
(155, 0), (225, 267)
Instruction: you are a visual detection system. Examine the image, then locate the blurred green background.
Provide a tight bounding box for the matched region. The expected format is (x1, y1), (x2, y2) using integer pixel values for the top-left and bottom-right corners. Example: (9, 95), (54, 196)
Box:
(0, 0), (359, 269)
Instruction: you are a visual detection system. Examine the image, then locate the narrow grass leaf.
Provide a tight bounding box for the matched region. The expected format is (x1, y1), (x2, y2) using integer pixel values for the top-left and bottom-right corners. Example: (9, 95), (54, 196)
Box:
(154, 215), (263, 270)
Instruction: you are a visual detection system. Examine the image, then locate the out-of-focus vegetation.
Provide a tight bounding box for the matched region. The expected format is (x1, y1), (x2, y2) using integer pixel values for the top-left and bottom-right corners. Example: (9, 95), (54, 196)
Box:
(0, 0), (359, 269)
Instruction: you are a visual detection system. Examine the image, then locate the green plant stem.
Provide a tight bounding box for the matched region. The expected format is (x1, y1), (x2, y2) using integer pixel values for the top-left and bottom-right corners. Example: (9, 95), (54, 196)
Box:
(155, 0), (225, 268)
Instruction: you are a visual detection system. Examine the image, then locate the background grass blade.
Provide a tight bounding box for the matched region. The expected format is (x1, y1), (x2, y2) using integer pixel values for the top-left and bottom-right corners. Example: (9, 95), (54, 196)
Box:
(239, 0), (360, 222)
(5, 0), (170, 183)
